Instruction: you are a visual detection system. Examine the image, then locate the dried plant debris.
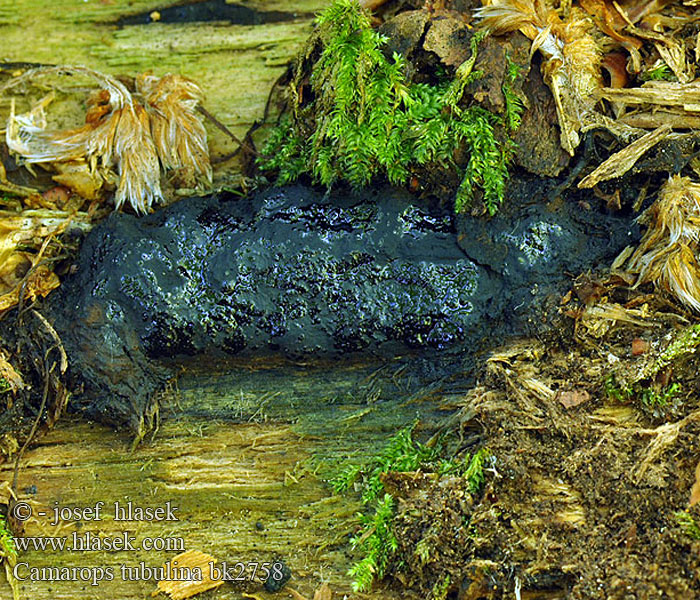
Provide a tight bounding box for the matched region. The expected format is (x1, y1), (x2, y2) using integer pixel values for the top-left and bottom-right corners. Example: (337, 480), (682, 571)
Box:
(475, 0), (632, 155)
(155, 550), (223, 600)
(0, 351), (23, 394)
(472, 0), (700, 159)
(577, 124), (672, 188)
(0, 208), (92, 314)
(136, 73), (212, 190)
(4, 66), (212, 214)
(468, 1), (700, 312)
(377, 311), (700, 598)
(625, 175), (700, 312)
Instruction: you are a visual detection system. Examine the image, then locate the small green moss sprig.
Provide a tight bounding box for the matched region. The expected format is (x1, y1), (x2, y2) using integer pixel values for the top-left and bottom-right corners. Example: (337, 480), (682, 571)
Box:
(636, 324), (700, 384)
(604, 374), (682, 412)
(604, 323), (700, 415)
(463, 447), (491, 493)
(502, 56), (524, 133)
(639, 63), (673, 82)
(332, 421), (493, 592)
(604, 374), (633, 404)
(0, 513), (19, 600)
(638, 382), (682, 409)
(256, 116), (307, 185)
(347, 493), (398, 592)
(0, 514), (16, 562)
(674, 510), (700, 540)
(259, 0), (512, 215)
(331, 420), (439, 502)
(431, 574), (451, 600)
(359, 421), (439, 503)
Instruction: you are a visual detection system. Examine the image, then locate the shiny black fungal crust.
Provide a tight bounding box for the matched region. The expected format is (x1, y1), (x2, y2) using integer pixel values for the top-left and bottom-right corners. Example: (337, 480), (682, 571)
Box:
(49, 186), (486, 429)
(47, 183), (636, 430)
(117, 1), (307, 27)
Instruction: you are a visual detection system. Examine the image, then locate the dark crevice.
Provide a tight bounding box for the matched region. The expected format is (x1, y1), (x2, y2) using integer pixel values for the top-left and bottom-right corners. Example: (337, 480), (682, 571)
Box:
(117, 0), (313, 27)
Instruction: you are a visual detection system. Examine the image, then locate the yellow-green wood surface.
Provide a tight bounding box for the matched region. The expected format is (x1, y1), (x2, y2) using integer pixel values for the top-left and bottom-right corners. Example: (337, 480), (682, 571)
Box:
(0, 0), (326, 187)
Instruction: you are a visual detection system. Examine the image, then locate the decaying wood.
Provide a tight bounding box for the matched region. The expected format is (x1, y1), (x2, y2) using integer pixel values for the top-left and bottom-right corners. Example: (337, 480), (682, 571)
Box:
(618, 110), (700, 129)
(578, 124), (672, 188)
(599, 81), (700, 111)
(0, 357), (420, 599)
(0, 0), (327, 188)
(156, 550), (224, 600)
(0, 0), (326, 312)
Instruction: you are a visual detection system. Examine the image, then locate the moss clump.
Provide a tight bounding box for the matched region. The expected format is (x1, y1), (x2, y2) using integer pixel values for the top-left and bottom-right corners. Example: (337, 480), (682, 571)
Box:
(638, 382), (682, 409)
(332, 421), (492, 592)
(333, 420), (439, 503)
(347, 493), (398, 593)
(502, 56), (525, 133)
(636, 324), (700, 383)
(674, 510), (700, 540)
(431, 574), (451, 600)
(258, 0), (513, 215)
(0, 513), (18, 600)
(604, 323), (700, 415)
(0, 514), (16, 562)
(604, 374), (682, 414)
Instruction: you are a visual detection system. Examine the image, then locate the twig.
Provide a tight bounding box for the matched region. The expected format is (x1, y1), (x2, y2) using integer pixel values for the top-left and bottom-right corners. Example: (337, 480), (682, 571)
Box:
(196, 105), (258, 156)
(11, 346), (55, 495)
(30, 309), (67, 374)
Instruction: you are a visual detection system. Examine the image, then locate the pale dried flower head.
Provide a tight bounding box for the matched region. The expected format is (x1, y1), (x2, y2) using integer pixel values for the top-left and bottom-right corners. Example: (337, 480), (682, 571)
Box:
(4, 66), (212, 215)
(137, 73), (213, 189)
(627, 175), (700, 312)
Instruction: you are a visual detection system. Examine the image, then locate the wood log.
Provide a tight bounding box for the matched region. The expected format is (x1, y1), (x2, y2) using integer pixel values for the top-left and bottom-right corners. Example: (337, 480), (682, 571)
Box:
(0, 3), (414, 598)
(1, 357), (426, 599)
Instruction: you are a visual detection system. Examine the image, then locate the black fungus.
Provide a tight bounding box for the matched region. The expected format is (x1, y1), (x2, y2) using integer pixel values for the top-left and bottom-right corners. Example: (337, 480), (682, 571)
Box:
(46, 184), (636, 430)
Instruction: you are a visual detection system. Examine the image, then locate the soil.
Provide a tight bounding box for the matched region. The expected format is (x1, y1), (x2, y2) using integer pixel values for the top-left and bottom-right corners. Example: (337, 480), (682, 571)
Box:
(384, 298), (700, 599)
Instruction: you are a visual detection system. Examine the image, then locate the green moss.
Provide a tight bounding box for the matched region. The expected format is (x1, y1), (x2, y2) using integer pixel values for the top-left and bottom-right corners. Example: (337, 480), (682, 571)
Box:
(639, 63), (673, 82)
(331, 420), (439, 502)
(636, 324), (700, 384)
(0, 514), (16, 563)
(347, 493), (398, 592)
(332, 421), (493, 592)
(604, 324), (700, 414)
(604, 374), (634, 404)
(638, 383), (682, 409)
(258, 0), (512, 215)
(462, 447), (491, 494)
(604, 374), (682, 413)
(502, 55), (524, 133)
(674, 510), (700, 540)
(0, 512), (18, 600)
(331, 462), (362, 494)
(431, 574), (451, 600)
